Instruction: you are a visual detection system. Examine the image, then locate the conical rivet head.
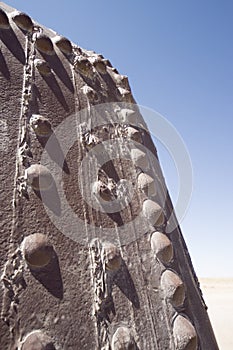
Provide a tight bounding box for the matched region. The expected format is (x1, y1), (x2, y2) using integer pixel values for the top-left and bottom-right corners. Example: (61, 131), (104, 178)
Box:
(151, 231), (173, 264)
(92, 180), (112, 202)
(11, 11), (33, 32)
(142, 199), (163, 226)
(117, 108), (136, 124)
(21, 330), (56, 350)
(35, 34), (55, 55)
(103, 242), (121, 271)
(22, 234), (54, 269)
(161, 270), (185, 307)
(131, 148), (149, 170)
(34, 59), (52, 76)
(81, 85), (99, 102)
(118, 87), (133, 103)
(173, 315), (198, 350)
(0, 8), (10, 29)
(74, 57), (93, 76)
(93, 60), (107, 74)
(126, 126), (142, 144)
(54, 35), (72, 54)
(26, 164), (53, 191)
(30, 114), (52, 137)
(112, 327), (136, 350)
(137, 172), (157, 197)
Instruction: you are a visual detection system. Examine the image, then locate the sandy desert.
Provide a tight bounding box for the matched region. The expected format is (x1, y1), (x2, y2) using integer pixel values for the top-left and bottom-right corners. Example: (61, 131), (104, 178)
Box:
(200, 278), (233, 350)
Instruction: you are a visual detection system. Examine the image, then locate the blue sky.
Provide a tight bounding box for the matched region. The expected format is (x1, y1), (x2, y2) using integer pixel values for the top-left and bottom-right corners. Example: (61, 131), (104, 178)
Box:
(4, 0), (233, 277)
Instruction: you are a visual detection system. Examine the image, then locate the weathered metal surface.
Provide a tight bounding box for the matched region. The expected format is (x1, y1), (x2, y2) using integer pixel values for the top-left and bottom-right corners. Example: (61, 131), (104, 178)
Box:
(0, 2), (219, 349)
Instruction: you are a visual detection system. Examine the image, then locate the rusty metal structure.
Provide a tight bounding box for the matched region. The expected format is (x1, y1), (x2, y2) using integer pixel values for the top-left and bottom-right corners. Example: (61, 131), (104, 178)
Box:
(0, 2), (219, 349)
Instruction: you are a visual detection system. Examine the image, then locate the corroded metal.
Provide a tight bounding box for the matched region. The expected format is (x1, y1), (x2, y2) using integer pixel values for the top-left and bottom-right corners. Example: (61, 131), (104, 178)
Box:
(0, 2), (219, 350)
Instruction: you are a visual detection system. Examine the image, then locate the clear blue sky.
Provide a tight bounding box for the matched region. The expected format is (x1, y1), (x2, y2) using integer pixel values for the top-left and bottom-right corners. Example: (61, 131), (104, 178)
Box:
(4, 0), (233, 277)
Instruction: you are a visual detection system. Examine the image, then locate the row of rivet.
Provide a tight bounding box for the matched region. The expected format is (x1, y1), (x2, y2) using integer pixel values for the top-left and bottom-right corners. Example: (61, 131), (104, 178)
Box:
(19, 114), (56, 348)
(128, 119), (166, 227)
(0, 9), (33, 31)
(90, 239), (137, 349)
(1, 7), (132, 107)
(72, 47), (133, 102)
(0, 8), (58, 347)
(22, 87), (140, 350)
(35, 34), (73, 56)
(0, 13), (45, 342)
(90, 239), (121, 348)
(0, 7), (73, 56)
(151, 235), (198, 347)
(2, 6), (149, 347)
(114, 95), (198, 349)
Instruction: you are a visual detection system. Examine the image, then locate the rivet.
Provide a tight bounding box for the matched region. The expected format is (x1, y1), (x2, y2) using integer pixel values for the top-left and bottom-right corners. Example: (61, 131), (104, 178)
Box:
(26, 164), (53, 191)
(118, 87), (132, 102)
(102, 59), (112, 68)
(35, 34), (55, 55)
(11, 11), (33, 32)
(119, 75), (130, 90)
(173, 315), (198, 350)
(93, 60), (107, 74)
(21, 330), (56, 350)
(125, 126), (142, 143)
(81, 85), (99, 102)
(142, 199), (163, 226)
(88, 55), (107, 74)
(29, 114), (52, 137)
(103, 242), (121, 271)
(92, 180), (112, 202)
(111, 327), (136, 350)
(137, 172), (157, 197)
(22, 234), (54, 269)
(161, 270), (185, 307)
(54, 35), (73, 55)
(116, 108), (137, 124)
(74, 57), (93, 76)
(34, 59), (52, 76)
(131, 148), (149, 170)
(0, 8), (10, 29)
(108, 68), (130, 89)
(151, 231), (173, 264)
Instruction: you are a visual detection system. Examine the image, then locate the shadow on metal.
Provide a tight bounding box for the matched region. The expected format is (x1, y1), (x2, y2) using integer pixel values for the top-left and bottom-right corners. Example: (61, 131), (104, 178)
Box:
(30, 251), (63, 300)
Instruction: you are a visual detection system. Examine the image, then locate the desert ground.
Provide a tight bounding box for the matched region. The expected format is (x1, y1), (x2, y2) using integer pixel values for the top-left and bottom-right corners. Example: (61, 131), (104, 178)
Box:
(200, 278), (233, 350)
